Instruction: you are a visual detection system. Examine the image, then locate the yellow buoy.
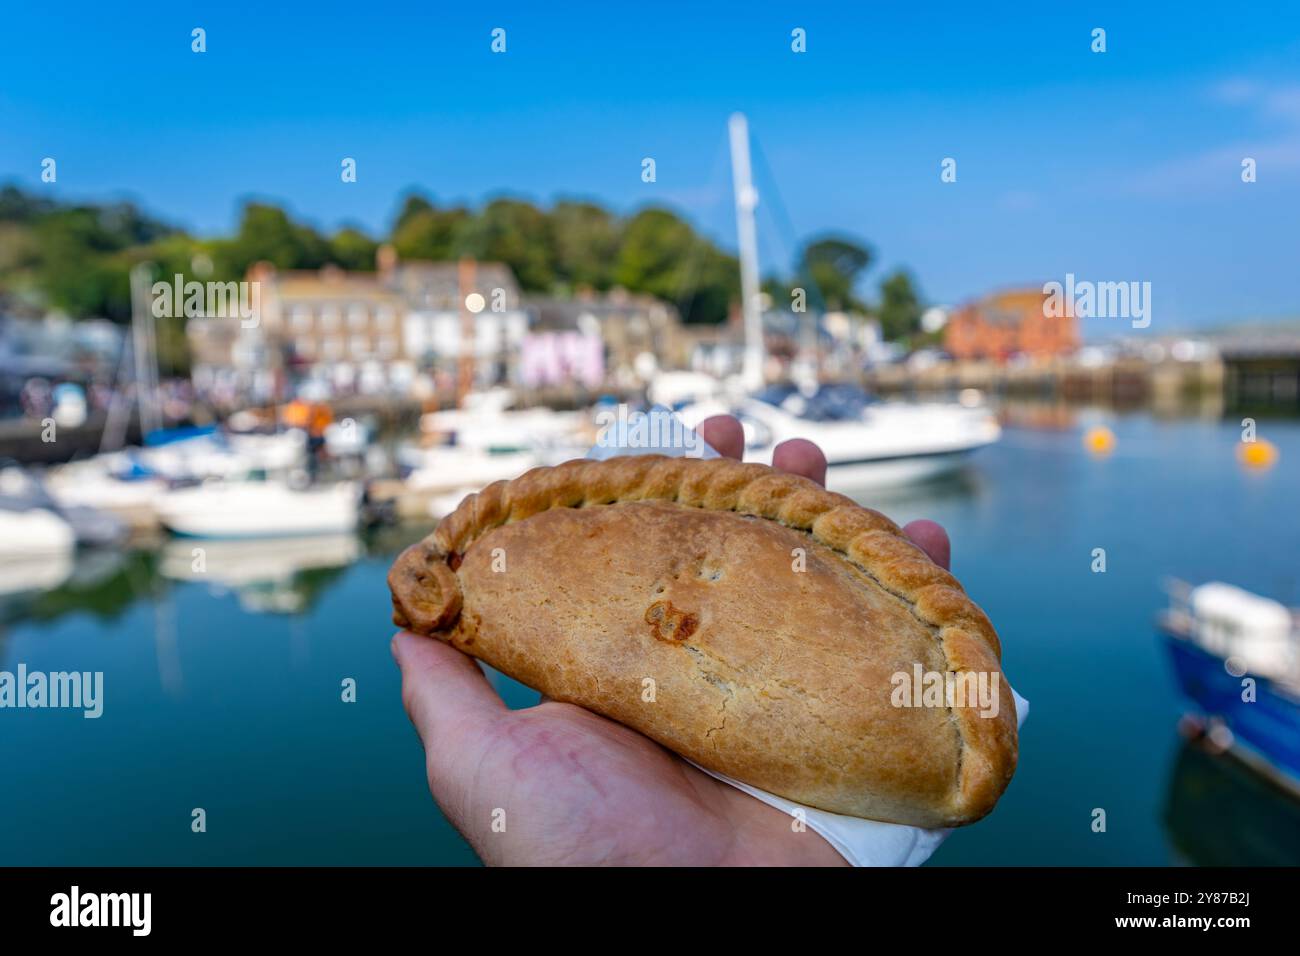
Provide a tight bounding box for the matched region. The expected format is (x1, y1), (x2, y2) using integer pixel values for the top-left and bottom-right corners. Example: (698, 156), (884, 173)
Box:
(1083, 425), (1116, 457)
(1237, 439), (1279, 470)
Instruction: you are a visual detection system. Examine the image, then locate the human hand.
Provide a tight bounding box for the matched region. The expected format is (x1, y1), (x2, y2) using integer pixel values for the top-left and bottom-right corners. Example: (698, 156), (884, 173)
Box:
(392, 415), (951, 865)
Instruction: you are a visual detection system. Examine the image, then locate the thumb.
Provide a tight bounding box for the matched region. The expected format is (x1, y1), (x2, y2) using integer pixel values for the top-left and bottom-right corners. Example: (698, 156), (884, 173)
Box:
(392, 631), (506, 745)
(391, 631), (508, 835)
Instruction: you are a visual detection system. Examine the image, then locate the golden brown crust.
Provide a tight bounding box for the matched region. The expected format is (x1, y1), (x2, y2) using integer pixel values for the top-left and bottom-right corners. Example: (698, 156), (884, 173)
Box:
(389, 454), (1018, 826)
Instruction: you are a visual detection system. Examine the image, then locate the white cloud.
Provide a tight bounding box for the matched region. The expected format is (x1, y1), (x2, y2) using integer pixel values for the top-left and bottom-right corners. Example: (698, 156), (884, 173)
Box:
(1124, 140), (1300, 197)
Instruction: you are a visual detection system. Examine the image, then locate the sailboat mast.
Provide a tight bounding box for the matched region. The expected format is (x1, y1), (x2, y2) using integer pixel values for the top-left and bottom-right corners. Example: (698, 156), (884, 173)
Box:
(129, 262), (161, 437)
(728, 113), (765, 391)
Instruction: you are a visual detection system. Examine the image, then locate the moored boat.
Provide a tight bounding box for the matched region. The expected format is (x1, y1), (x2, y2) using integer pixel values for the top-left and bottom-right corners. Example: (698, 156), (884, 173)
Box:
(671, 381), (1001, 490)
(1159, 579), (1300, 791)
(155, 480), (360, 538)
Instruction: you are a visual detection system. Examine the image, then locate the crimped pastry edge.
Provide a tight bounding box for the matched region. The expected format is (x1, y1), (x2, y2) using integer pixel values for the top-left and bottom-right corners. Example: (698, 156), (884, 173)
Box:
(388, 454), (1017, 824)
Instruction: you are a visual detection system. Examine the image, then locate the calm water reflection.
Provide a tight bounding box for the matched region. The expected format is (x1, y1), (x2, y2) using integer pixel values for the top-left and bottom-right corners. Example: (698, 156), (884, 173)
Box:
(2, 408), (1297, 865)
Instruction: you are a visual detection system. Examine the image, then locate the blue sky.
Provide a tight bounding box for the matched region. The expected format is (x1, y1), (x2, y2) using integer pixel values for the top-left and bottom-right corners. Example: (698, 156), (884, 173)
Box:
(3, 1), (1299, 332)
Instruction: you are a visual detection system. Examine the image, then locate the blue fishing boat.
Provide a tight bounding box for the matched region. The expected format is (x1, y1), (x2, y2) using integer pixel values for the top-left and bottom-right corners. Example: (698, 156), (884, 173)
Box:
(1159, 580), (1300, 792)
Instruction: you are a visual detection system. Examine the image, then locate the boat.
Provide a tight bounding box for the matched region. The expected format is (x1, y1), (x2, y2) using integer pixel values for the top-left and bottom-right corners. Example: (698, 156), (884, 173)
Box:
(398, 445), (541, 492)
(669, 381), (1001, 490)
(419, 388), (591, 463)
(401, 388), (589, 505)
(126, 426), (306, 482)
(1158, 579), (1300, 792)
(0, 506), (75, 558)
(155, 480), (360, 538)
(0, 465), (128, 548)
(45, 423), (316, 534)
(44, 457), (168, 533)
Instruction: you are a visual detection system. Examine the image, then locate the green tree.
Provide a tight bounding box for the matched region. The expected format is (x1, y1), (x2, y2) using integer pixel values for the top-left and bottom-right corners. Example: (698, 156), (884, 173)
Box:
(390, 197), (470, 262)
(0, 185), (56, 223)
(211, 203), (332, 277)
(330, 226), (379, 272)
(548, 200), (618, 291)
(796, 236), (872, 312)
(393, 193), (437, 232)
(31, 209), (132, 318)
(0, 184), (903, 340)
(450, 197), (555, 290)
(613, 207), (738, 324)
(877, 269), (923, 342)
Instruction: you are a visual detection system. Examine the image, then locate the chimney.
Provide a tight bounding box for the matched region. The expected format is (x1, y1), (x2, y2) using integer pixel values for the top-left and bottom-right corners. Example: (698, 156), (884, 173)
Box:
(377, 243), (397, 279)
(247, 260), (276, 284)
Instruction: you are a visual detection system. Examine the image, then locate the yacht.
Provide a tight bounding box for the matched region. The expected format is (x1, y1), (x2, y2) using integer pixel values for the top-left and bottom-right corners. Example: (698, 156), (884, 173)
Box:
(670, 381), (1000, 490)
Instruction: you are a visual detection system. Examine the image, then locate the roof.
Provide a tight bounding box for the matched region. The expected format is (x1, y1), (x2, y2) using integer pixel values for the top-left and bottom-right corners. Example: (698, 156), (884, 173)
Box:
(249, 260), (521, 310)
(391, 262), (521, 310)
(957, 288), (1057, 325)
(526, 292), (674, 331)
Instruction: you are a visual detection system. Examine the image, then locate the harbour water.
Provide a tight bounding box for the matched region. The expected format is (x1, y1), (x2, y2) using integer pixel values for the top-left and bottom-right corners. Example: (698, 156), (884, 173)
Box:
(2, 407), (1297, 865)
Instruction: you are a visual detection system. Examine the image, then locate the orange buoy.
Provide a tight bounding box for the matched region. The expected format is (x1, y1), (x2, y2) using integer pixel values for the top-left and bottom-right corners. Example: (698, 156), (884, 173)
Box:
(1083, 425), (1116, 457)
(1237, 439), (1278, 470)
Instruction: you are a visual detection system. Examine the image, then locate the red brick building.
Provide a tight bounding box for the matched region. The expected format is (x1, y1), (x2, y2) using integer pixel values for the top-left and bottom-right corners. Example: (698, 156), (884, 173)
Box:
(944, 288), (1079, 362)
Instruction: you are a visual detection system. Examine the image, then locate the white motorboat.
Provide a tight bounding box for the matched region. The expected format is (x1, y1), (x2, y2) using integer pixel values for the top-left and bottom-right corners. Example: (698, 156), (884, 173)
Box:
(155, 480), (360, 538)
(398, 445), (541, 494)
(0, 466), (127, 547)
(0, 506), (76, 558)
(401, 391), (588, 500)
(420, 388), (591, 462)
(671, 382), (1000, 491)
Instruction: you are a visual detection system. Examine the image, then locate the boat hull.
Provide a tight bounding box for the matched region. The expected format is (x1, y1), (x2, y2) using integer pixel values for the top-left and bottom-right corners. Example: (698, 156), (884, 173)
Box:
(156, 483), (359, 539)
(809, 448), (978, 490)
(1162, 632), (1300, 786)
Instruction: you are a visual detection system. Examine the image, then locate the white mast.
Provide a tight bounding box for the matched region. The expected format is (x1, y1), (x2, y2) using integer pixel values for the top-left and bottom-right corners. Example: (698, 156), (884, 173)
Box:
(729, 113), (765, 391)
(129, 262), (161, 436)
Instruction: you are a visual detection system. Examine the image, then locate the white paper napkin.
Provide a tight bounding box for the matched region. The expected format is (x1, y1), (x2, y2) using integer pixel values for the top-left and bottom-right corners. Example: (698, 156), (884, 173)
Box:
(588, 405), (1029, 867)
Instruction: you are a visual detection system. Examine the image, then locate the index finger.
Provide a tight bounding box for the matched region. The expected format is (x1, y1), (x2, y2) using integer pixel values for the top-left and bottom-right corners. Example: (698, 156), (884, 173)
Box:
(698, 415), (744, 460)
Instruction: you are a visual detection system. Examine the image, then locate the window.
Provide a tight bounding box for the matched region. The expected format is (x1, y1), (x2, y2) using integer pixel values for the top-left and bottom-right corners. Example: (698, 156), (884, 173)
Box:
(349, 334), (370, 357)
(322, 338), (343, 361)
(291, 306), (312, 330)
(348, 304), (369, 329)
(320, 305), (341, 331)
(378, 335), (398, 358)
(377, 306), (396, 330)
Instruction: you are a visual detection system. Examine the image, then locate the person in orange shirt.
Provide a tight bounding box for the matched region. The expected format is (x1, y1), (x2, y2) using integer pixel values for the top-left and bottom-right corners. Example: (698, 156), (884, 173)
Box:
(282, 397), (311, 431)
(304, 401), (333, 481)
